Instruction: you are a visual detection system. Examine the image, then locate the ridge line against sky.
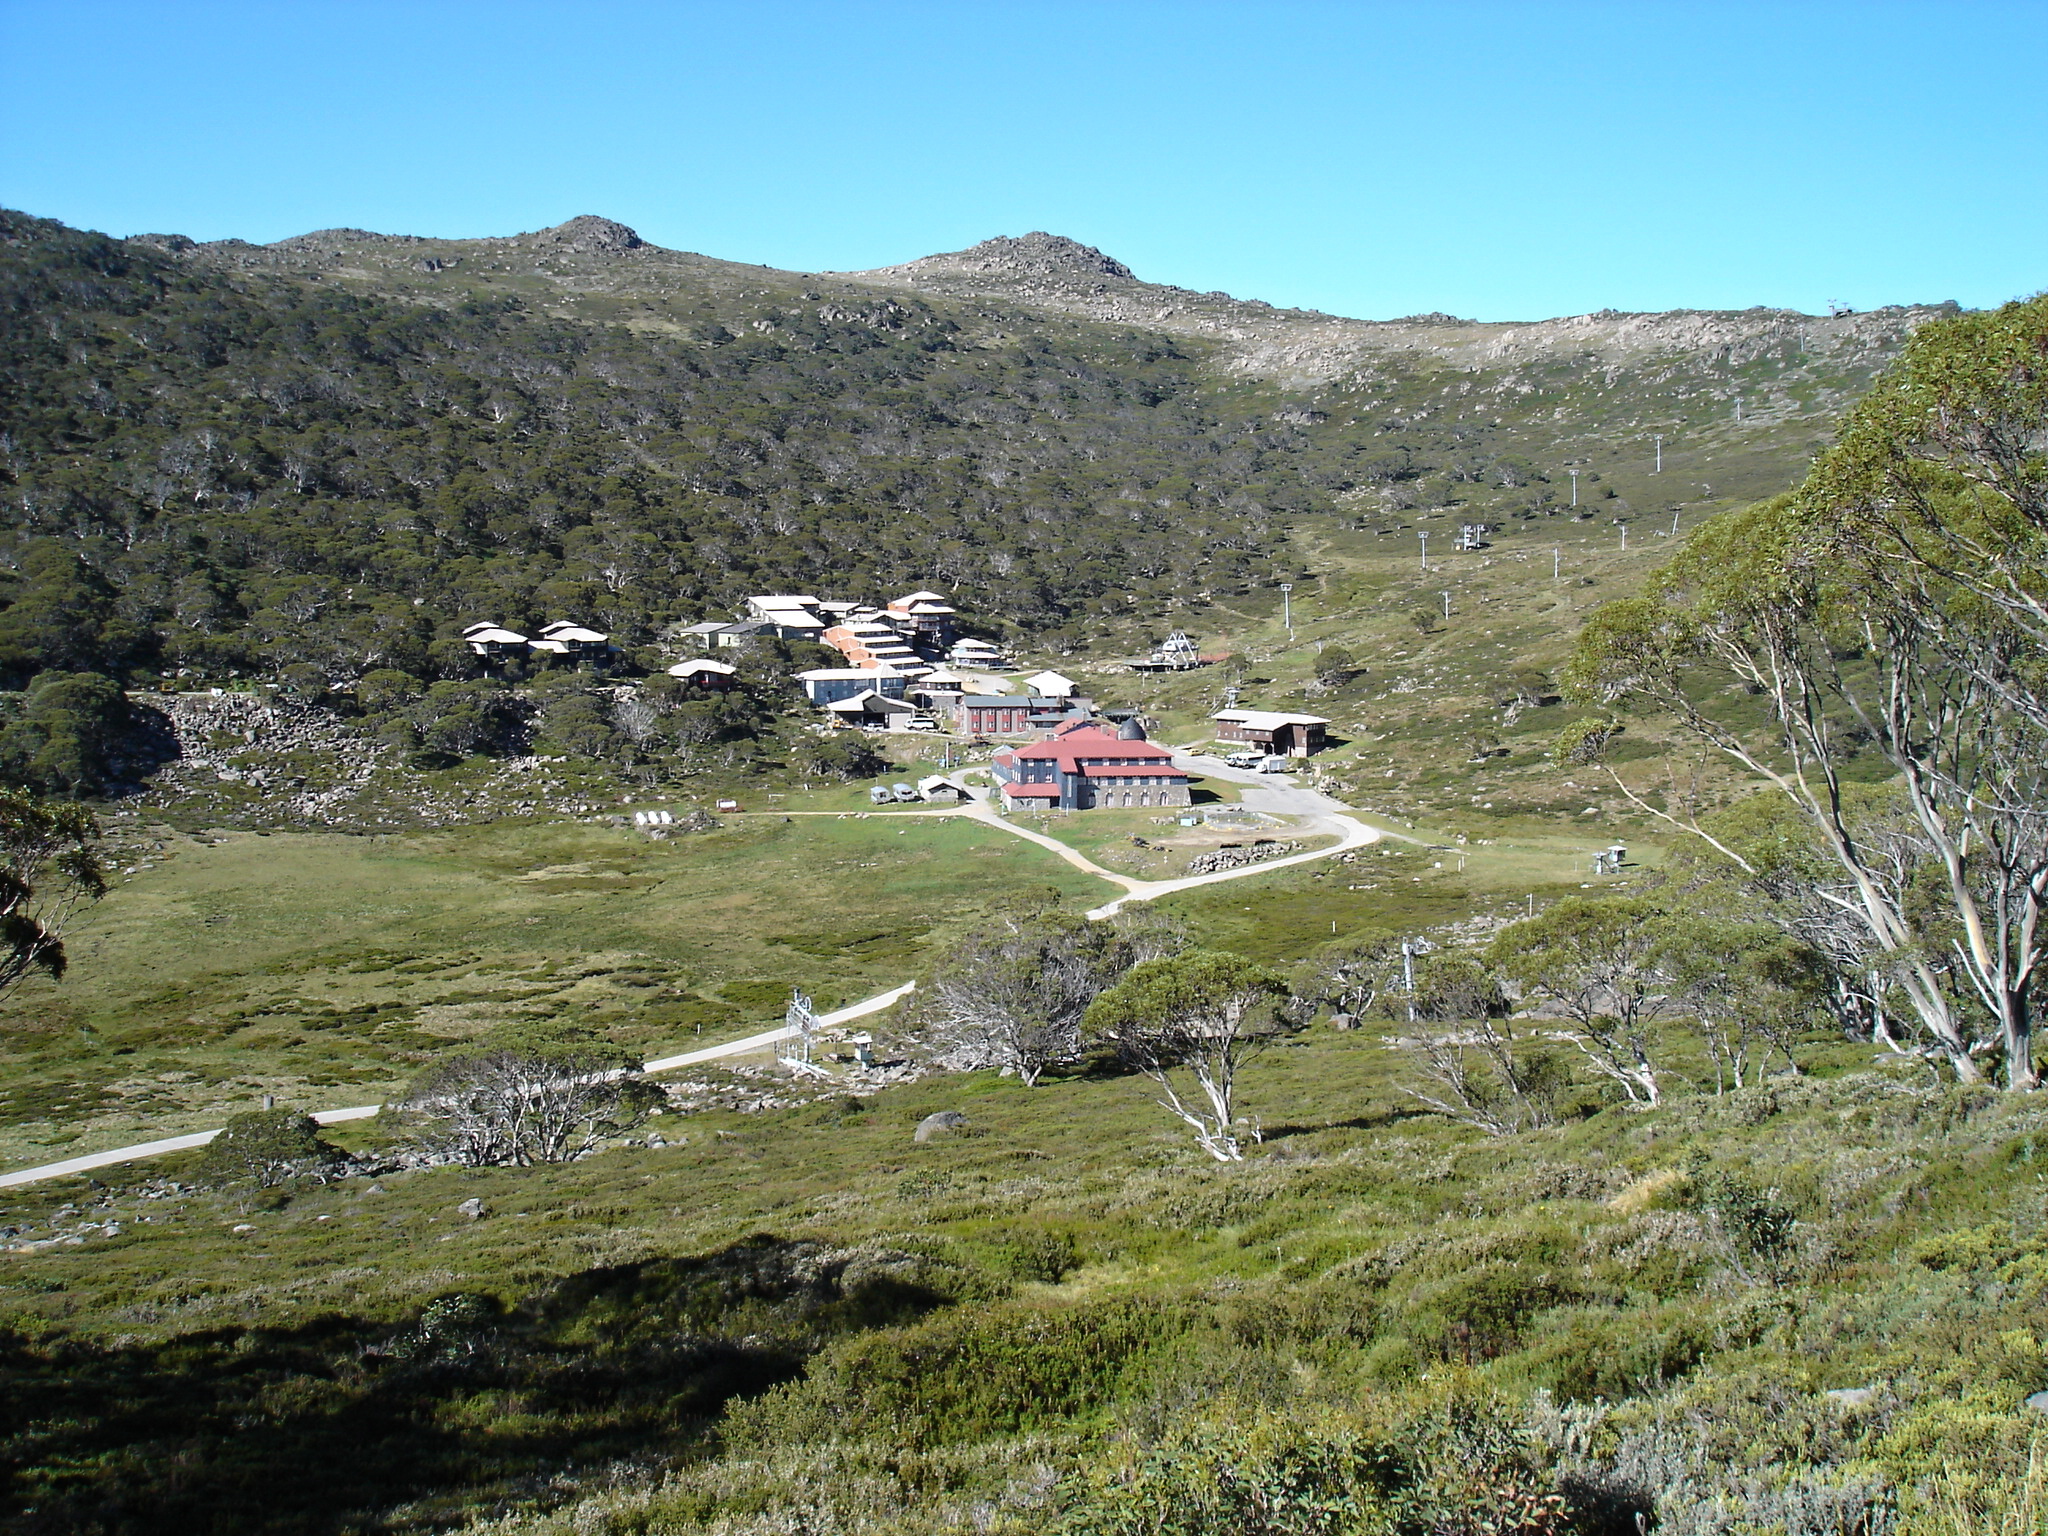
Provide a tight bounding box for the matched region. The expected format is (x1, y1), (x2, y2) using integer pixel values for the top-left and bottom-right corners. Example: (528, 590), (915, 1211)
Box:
(2, 0), (2044, 322)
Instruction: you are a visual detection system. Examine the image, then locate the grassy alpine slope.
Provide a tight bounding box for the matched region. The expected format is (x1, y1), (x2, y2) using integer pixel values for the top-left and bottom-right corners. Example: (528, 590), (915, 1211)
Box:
(0, 213), (2038, 1536)
(1, 1015), (2043, 1534)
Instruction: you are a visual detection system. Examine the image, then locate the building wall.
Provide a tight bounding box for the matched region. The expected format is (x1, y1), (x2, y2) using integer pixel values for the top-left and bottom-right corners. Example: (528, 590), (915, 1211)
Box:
(1213, 719), (1273, 746)
(961, 703), (1032, 735)
(1083, 780), (1191, 810)
(805, 674), (907, 705)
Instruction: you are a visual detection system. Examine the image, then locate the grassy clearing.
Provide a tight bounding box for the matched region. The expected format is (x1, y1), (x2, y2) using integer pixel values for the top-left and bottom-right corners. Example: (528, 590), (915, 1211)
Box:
(0, 816), (1114, 1167)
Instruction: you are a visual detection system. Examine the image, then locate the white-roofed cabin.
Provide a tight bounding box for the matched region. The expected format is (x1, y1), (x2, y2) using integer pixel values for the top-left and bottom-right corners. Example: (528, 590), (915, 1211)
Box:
(462, 623), (530, 659)
(1211, 708), (1331, 758)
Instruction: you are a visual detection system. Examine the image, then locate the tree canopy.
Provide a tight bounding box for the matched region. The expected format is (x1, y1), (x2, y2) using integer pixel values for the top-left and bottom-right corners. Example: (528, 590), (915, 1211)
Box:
(1567, 294), (2048, 1088)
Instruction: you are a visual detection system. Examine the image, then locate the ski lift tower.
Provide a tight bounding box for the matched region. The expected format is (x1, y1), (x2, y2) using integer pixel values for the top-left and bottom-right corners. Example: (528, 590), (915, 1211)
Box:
(1154, 630), (1201, 670)
(777, 987), (819, 1067)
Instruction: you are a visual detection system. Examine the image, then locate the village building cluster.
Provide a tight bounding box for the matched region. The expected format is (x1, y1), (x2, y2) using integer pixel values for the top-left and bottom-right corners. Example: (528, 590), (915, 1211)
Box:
(468, 586), (1331, 814)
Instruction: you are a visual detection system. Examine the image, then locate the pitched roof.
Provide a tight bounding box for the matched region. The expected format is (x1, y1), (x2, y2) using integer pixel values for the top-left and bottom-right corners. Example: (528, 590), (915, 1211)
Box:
(1001, 782), (1062, 798)
(667, 658), (736, 677)
(1008, 723), (1176, 762)
(826, 690), (915, 714)
(1212, 709), (1331, 729)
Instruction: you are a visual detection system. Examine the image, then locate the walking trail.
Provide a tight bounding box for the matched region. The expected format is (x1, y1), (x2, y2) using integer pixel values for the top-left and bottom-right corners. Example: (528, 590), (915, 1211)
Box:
(0, 760), (1385, 1188)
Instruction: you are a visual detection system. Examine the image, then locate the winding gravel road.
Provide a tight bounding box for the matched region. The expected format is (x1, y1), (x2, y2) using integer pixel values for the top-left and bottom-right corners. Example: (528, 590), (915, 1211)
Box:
(0, 765), (1385, 1189)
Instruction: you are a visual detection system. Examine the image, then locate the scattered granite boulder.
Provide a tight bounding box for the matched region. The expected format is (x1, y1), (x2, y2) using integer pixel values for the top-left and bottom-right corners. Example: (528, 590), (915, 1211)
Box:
(456, 1197), (488, 1221)
(914, 1111), (968, 1143)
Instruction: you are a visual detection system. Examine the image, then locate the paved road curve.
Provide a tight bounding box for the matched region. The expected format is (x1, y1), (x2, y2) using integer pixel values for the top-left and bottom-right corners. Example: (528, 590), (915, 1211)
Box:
(0, 771), (1385, 1188)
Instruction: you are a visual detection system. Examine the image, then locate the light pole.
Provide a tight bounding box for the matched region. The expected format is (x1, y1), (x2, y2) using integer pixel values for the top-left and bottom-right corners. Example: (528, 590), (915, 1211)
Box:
(1653, 435), (1664, 474)
(1569, 468), (1580, 508)
(1278, 581), (1294, 635)
(1441, 590), (1451, 620)
(1418, 530), (1429, 571)
(1553, 547), (1561, 580)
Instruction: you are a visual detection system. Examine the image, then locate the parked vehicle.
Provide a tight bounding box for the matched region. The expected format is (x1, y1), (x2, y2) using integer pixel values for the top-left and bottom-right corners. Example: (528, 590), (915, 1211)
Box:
(891, 782), (920, 802)
(1223, 752), (1264, 769)
(1258, 756), (1291, 773)
(869, 784), (894, 805)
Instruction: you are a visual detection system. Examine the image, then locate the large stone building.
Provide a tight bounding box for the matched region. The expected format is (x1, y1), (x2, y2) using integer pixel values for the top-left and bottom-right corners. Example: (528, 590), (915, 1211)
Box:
(992, 719), (1190, 811)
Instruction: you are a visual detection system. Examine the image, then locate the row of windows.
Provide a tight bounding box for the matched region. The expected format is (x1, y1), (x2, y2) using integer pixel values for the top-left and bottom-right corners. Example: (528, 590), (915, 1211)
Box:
(1095, 788), (1178, 808)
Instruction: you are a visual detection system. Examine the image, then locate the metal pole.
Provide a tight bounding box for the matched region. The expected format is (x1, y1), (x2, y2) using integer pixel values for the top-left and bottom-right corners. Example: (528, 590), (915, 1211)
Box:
(1654, 435), (1663, 473)
(1620, 523), (1627, 551)
(1441, 590), (1451, 619)
(1418, 531), (1428, 571)
(1279, 581), (1293, 635)
(1402, 942), (1416, 1022)
(1569, 469), (1579, 507)
(1553, 547), (1561, 580)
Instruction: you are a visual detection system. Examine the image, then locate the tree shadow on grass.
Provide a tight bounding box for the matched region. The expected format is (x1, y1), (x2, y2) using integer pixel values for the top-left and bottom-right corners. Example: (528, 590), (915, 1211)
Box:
(1259, 1105), (1439, 1143)
(0, 1235), (956, 1536)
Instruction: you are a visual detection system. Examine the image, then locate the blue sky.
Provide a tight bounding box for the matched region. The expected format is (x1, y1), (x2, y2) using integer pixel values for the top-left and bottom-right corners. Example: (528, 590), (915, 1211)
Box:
(2, 1), (2042, 321)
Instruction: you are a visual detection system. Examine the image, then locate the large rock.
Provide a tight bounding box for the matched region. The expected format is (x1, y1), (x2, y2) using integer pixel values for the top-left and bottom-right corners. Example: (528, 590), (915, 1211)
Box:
(914, 1111), (968, 1143)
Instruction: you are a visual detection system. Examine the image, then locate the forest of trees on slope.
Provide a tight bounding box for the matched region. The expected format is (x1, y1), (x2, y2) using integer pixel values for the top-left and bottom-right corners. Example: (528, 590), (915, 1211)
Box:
(0, 210), (1329, 687)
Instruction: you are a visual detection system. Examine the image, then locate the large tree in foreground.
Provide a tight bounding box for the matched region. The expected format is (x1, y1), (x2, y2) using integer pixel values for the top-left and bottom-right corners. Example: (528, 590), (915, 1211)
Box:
(1084, 951), (1288, 1161)
(1566, 295), (2048, 1088)
(0, 787), (105, 1001)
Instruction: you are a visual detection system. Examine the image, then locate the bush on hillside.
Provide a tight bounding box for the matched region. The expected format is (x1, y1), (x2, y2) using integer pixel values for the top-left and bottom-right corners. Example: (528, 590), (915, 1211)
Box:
(197, 1109), (347, 1188)
(390, 1020), (659, 1166)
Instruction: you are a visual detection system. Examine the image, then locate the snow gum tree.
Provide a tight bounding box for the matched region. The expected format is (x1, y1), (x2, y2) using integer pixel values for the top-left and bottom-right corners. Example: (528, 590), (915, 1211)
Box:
(1084, 950), (1289, 1161)
(1566, 295), (2048, 1088)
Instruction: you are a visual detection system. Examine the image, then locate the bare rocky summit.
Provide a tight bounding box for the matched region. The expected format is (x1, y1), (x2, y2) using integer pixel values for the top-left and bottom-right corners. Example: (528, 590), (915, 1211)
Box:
(849, 231), (1135, 288)
(134, 212), (1959, 397)
(844, 231), (1957, 390)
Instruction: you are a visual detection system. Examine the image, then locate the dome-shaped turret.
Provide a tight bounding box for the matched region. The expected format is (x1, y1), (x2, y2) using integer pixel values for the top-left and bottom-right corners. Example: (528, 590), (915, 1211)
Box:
(1117, 716), (1148, 741)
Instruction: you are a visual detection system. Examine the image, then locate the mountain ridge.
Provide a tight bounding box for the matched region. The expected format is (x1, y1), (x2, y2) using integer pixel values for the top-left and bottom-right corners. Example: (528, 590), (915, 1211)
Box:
(134, 213), (1961, 390)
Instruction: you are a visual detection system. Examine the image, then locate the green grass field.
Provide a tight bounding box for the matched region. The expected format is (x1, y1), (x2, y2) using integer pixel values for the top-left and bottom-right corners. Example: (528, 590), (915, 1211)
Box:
(0, 816), (1116, 1168)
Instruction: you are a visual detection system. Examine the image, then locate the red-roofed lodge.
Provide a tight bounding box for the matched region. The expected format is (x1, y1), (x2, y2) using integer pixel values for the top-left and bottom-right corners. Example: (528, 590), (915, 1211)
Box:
(991, 720), (1191, 811)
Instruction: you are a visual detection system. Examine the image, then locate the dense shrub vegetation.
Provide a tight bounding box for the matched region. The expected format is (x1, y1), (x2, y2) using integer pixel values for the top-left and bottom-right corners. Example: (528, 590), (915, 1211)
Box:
(0, 209), (1314, 683)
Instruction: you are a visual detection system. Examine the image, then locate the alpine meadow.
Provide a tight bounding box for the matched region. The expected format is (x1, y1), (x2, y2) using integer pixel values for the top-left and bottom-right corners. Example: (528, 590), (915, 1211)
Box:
(3, 193), (2048, 1536)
